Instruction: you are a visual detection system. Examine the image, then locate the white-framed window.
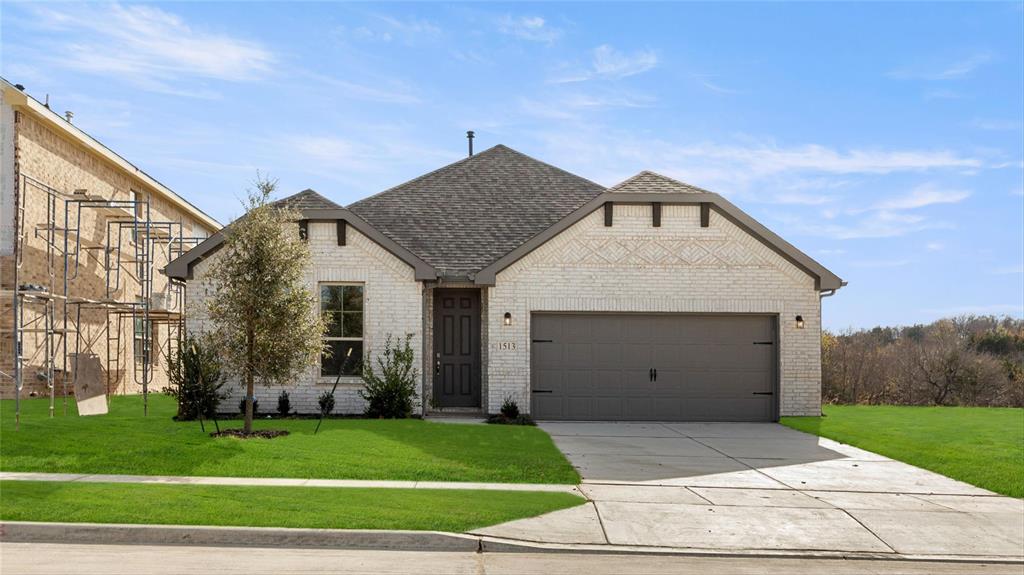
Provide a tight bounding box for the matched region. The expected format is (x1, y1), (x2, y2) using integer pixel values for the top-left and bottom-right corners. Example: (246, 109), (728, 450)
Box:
(320, 283), (364, 376)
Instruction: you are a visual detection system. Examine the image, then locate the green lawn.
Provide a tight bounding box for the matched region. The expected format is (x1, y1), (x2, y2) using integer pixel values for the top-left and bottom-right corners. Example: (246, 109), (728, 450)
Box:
(1, 395), (579, 484)
(782, 405), (1024, 498)
(0, 480), (584, 532)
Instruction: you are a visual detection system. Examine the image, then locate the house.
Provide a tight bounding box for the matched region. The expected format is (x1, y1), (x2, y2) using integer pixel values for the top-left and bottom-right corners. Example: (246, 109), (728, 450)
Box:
(167, 144), (843, 421)
(0, 79), (221, 409)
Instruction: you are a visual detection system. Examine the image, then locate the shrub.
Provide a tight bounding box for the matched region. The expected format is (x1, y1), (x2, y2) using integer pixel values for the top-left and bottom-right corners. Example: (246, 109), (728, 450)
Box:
(500, 396), (520, 419)
(239, 397), (259, 417)
(163, 333), (225, 420)
(276, 390), (291, 416)
(360, 333), (418, 418)
(318, 390), (335, 415)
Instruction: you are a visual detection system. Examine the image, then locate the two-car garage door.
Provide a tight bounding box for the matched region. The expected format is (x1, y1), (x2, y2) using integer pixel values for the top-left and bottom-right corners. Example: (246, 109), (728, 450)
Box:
(530, 313), (777, 421)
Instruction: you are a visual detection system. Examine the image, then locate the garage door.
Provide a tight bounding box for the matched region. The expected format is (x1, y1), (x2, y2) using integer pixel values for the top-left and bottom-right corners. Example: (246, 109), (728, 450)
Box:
(530, 314), (777, 421)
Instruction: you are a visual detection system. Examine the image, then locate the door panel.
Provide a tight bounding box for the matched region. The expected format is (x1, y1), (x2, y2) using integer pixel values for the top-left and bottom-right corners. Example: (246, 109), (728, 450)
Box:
(433, 289), (481, 408)
(530, 313), (777, 421)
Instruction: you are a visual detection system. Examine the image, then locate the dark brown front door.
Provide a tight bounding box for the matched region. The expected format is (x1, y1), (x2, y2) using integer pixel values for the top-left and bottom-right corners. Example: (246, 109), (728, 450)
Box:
(433, 289), (481, 408)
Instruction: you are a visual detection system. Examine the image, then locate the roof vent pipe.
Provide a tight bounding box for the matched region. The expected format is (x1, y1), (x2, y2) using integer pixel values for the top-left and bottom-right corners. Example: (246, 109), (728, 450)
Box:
(467, 130), (474, 157)
(64, 110), (74, 123)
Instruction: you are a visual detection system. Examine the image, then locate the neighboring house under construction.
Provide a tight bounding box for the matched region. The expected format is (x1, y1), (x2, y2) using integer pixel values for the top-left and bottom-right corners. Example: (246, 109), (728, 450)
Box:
(0, 79), (220, 421)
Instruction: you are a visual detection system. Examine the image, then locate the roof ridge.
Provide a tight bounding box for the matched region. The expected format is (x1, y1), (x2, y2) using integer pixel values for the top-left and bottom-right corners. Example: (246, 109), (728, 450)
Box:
(348, 144), (605, 209)
(348, 146), (500, 209)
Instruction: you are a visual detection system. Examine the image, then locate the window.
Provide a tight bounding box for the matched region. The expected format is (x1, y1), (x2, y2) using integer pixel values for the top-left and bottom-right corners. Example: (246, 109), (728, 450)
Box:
(134, 305), (152, 366)
(320, 284), (363, 376)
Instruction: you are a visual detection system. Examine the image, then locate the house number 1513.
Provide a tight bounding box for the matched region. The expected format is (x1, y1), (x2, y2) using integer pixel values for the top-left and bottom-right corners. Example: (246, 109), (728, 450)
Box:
(498, 342), (517, 351)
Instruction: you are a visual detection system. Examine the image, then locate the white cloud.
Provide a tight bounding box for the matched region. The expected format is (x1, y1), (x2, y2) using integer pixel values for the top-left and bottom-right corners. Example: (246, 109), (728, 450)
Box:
(968, 118), (1022, 131)
(925, 242), (945, 251)
(694, 75), (741, 94)
(817, 249), (847, 255)
(592, 45), (658, 79)
(497, 15), (562, 44)
(26, 3), (274, 94)
(992, 265), (1024, 275)
(551, 45), (658, 83)
(890, 52), (993, 81)
(301, 71), (420, 105)
(775, 210), (948, 240)
(874, 184), (971, 210)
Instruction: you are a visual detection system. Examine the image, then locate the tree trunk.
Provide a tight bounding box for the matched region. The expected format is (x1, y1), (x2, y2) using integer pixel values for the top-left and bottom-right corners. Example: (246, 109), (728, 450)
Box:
(244, 325), (255, 434)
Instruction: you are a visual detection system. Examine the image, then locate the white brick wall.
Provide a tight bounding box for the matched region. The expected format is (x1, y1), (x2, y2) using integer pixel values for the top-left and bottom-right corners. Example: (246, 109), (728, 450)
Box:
(186, 221), (423, 414)
(486, 204), (823, 417)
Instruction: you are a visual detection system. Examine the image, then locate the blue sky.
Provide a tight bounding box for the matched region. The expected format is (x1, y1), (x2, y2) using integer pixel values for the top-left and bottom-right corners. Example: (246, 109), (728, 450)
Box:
(3, 2), (1022, 330)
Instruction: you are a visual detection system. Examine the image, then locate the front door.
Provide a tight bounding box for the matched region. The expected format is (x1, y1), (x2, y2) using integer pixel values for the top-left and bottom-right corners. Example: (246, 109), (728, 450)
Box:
(433, 289), (481, 408)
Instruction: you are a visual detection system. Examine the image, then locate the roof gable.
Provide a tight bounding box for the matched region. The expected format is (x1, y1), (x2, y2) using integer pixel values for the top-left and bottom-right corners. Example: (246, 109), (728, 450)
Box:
(609, 171), (710, 194)
(475, 171), (845, 291)
(271, 189), (341, 210)
(347, 145), (605, 278)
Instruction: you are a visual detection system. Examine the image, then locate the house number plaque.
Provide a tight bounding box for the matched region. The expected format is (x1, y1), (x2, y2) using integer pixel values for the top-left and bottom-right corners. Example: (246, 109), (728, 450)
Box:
(498, 341), (518, 351)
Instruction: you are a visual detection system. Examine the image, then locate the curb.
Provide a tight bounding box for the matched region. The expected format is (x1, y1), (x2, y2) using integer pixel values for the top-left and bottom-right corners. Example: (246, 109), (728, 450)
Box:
(0, 522), (480, 552)
(3, 522), (1022, 565)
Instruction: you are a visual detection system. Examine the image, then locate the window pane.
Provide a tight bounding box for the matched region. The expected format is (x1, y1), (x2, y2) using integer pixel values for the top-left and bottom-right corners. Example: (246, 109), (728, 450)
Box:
(343, 286), (364, 311)
(343, 312), (363, 338)
(320, 285), (344, 312)
(324, 312), (345, 337)
(321, 340), (363, 376)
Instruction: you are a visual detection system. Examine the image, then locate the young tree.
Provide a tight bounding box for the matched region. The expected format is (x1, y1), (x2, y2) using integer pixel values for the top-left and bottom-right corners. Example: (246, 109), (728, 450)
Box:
(206, 177), (326, 434)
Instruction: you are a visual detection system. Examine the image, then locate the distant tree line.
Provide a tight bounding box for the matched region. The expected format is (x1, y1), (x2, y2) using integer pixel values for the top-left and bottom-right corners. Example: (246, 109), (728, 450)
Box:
(822, 316), (1024, 407)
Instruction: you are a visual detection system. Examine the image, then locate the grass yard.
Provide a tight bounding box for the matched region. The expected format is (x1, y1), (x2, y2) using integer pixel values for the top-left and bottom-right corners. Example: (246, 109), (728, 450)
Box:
(782, 405), (1024, 498)
(0, 480), (584, 532)
(1, 395), (579, 484)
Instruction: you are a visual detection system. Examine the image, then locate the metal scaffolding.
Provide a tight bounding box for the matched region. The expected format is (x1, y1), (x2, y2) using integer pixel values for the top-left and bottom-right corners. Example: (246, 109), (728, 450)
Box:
(5, 174), (206, 427)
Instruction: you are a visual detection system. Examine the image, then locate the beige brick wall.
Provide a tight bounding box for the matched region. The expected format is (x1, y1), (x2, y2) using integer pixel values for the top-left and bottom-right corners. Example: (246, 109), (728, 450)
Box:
(1, 106), (217, 400)
(186, 222), (423, 414)
(486, 203), (823, 417)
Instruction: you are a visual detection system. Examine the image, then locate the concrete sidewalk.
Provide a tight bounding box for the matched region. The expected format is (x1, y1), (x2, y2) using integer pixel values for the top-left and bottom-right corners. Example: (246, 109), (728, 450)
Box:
(0, 471), (580, 493)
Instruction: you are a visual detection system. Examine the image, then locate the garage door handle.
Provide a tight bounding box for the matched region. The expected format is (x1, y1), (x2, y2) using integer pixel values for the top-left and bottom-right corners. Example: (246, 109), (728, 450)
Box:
(753, 392), (774, 396)
(532, 389), (553, 394)
(532, 339), (553, 343)
(753, 341), (774, 345)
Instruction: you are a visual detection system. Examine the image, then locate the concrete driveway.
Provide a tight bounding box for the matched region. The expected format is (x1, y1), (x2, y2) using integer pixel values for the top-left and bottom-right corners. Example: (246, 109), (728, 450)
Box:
(473, 422), (1024, 559)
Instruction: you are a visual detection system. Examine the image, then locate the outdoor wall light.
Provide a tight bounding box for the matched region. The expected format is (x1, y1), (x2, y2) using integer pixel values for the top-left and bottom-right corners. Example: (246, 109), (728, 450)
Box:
(503, 312), (512, 326)
(795, 315), (805, 329)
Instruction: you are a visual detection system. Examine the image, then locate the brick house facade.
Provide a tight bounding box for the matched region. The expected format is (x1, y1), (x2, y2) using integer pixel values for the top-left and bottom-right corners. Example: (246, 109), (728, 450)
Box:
(1, 81), (220, 407)
(170, 145), (842, 420)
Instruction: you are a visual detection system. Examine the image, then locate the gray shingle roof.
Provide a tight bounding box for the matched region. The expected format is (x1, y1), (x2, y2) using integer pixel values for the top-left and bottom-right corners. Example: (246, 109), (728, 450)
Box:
(347, 145), (606, 278)
(608, 171), (711, 194)
(272, 189), (341, 210)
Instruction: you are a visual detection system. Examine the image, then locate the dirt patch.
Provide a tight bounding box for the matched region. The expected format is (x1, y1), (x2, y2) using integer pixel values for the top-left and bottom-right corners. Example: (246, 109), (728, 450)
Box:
(210, 429), (290, 439)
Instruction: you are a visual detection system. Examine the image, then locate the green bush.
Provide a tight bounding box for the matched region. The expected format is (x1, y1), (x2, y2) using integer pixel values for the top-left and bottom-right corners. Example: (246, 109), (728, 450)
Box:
(360, 334), (418, 418)
(500, 396), (520, 419)
(318, 390), (335, 415)
(239, 398), (259, 417)
(277, 391), (291, 416)
(163, 333), (225, 420)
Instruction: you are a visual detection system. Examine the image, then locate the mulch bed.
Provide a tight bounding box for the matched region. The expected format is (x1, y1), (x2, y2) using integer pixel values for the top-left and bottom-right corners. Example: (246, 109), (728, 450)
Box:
(210, 429), (290, 439)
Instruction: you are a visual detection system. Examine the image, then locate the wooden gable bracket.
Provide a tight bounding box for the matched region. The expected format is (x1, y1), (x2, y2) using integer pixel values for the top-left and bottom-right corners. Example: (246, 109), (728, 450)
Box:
(700, 203), (710, 228)
(652, 202), (662, 227)
(604, 202), (614, 227)
(336, 219), (347, 246)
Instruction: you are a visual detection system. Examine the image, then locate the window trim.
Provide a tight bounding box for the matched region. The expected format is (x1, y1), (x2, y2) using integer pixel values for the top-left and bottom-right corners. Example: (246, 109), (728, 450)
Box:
(319, 282), (365, 377)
